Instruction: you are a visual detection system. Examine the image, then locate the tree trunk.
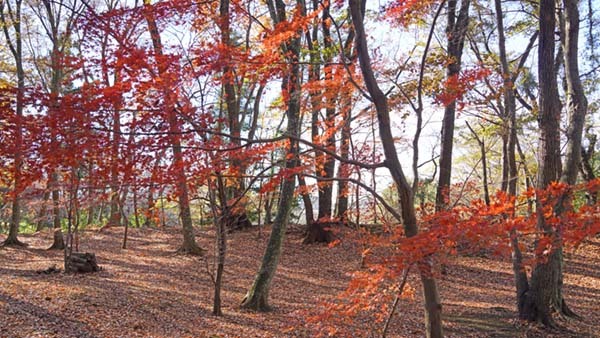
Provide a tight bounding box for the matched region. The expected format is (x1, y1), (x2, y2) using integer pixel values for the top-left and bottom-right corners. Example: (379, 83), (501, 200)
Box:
(521, 0), (564, 325)
(133, 180), (140, 228)
(211, 174), (228, 316)
(241, 0), (301, 311)
(335, 14), (355, 224)
(551, 0), (587, 319)
(465, 122), (489, 205)
(108, 92), (122, 227)
(49, 172), (65, 250)
(1, 0), (26, 247)
(435, 0), (470, 211)
(219, 0), (253, 232)
(494, 0), (528, 315)
(142, 0), (203, 254)
(36, 189), (51, 232)
(303, 3), (335, 244)
(336, 100), (352, 222)
(349, 1), (442, 336)
(297, 175), (314, 226)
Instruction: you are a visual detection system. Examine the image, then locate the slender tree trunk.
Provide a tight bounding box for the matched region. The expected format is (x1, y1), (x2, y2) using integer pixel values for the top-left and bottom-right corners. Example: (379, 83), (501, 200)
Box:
(465, 122), (490, 205)
(49, 172), (65, 250)
(435, 0), (470, 211)
(211, 174), (228, 316)
(494, 0), (528, 315)
(297, 175), (314, 226)
(580, 132), (597, 204)
(302, 1), (335, 243)
(241, 0), (302, 310)
(143, 0), (203, 254)
(349, 1), (442, 336)
(1, 0), (26, 246)
(133, 180), (140, 228)
(145, 153), (162, 227)
(108, 97), (121, 227)
(219, 0), (253, 232)
(335, 26), (355, 223)
(264, 191), (273, 224)
(36, 189), (51, 232)
(336, 100), (352, 221)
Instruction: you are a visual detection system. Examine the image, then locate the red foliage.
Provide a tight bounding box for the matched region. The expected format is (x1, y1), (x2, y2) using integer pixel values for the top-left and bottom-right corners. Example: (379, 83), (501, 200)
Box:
(435, 66), (492, 108)
(306, 182), (600, 336)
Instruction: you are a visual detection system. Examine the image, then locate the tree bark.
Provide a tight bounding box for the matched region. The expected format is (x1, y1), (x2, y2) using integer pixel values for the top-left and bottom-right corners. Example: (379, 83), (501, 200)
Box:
(1, 0), (26, 247)
(297, 175), (314, 226)
(349, 1), (443, 336)
(301, 0), (336, 243)
(142, 0), (203, 254)
(36, 189), (51, 232)
(522, 0), (564, 325)
(493, 0), (528, 315)
(241, 0), (302, 311)
(435, 0), (470, 211)
(552, 0), (587, 318)
(48, 172), (65, 250)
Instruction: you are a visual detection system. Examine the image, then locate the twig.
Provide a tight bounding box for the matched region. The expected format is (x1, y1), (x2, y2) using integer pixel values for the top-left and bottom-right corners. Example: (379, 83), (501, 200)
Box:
(382, 266), (412, 338)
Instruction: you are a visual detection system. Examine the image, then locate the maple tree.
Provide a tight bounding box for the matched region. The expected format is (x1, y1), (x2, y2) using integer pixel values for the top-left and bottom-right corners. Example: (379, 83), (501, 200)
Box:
(0, 0), (599, 336)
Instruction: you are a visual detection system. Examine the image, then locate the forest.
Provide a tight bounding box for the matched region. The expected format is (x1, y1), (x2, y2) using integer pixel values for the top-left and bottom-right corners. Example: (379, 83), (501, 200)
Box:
(0, 0), (599, 336)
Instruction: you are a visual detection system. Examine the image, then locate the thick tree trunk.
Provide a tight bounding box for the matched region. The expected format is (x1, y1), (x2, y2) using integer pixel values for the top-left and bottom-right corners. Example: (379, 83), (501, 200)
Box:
(551, 0), (587, 319)
(521, 0), (564, 325)
(317, 1), (336, 222)
(349, 1), (442, 336)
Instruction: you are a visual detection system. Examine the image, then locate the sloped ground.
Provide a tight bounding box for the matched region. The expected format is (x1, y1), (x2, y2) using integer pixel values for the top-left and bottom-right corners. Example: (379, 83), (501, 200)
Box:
(0, 226), (598, 337)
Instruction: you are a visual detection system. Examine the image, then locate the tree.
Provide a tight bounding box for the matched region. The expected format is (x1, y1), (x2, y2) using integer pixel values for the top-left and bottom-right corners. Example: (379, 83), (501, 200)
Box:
(241, 0), (303, 311)
(0, 0), (26, 246)
(141, 0), (203, 255)
(521, 0), (566, 325)
(435, 0), (470, 211)
(29, 0), (84, 250)
(303, 0), (339, 244)
(349, 1), (443, 336)
(520, 0), (587, 325)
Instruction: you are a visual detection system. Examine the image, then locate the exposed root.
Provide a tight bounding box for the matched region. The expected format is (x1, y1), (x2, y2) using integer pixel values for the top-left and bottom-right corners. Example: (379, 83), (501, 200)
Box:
(1, 238), (27, 247)
(176, 245), (206, 256)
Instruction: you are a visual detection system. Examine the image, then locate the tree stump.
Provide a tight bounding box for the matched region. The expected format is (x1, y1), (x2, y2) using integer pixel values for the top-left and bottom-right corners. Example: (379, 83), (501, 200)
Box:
(65, 252), (100, 273)
(226, 212), (253, 232)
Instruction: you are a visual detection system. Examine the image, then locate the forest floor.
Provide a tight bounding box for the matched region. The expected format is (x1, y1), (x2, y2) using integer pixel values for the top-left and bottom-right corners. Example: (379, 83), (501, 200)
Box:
(0, 225), (598, 338)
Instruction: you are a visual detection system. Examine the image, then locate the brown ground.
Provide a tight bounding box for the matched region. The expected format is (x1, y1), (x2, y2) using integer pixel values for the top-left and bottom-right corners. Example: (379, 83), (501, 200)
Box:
(0, 226), (598, 338)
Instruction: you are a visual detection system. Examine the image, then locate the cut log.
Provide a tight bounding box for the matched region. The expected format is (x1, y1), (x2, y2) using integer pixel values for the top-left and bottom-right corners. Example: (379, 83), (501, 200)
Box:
(65, 252), (100, 273)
